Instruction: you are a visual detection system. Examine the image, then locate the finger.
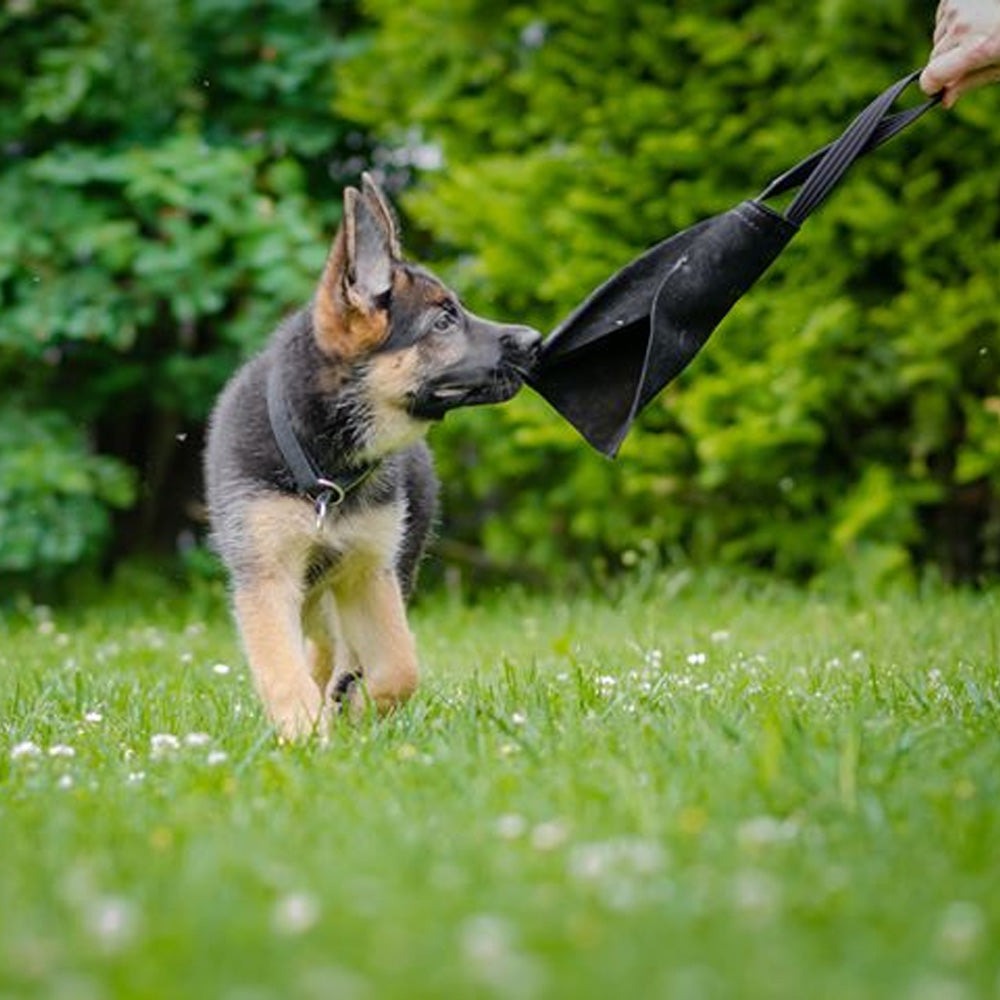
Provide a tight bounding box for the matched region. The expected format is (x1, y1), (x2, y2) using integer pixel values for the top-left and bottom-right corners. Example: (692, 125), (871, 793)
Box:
(921, 49), (957, 94)
(946, 63), (1000, 105)
(928, 31), (962, 64)
(921, 35), (993, 91)
(933, 5), (956, 46)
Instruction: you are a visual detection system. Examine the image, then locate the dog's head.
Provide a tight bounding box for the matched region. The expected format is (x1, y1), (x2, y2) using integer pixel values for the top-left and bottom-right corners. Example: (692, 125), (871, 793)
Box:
(313, 174), (541, 442)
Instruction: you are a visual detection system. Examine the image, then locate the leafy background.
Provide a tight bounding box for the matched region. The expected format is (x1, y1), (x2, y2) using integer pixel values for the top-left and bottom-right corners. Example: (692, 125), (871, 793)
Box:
(1, 0), (998, 596)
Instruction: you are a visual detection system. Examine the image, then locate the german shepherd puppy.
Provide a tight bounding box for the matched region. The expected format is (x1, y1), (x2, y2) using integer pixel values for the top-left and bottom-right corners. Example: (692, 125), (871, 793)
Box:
(204, 175), (540, 740)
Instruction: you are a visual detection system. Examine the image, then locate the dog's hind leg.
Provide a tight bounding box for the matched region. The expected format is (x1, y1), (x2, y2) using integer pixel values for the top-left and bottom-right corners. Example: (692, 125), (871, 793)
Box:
(335, 568), (418, 715)
(303, 588), (363, 709)
(303, 588), (337, 693)
(306, 638), (334, 695)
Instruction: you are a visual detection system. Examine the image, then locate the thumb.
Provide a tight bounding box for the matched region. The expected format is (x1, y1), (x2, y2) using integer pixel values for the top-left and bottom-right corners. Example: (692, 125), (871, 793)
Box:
(920, 62), (944, 95)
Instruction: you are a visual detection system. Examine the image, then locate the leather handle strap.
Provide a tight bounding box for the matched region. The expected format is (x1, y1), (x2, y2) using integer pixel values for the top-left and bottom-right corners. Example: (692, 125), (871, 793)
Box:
(758, 71), (939, 225)
(759, 104), (933, 203)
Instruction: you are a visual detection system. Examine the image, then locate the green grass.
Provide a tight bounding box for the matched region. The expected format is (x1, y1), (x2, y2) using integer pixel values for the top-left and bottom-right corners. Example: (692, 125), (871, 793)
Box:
(1, 569), (998, 1000)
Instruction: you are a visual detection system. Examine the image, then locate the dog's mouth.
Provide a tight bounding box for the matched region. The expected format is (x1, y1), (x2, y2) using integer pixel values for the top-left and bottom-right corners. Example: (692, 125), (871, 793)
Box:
(409, 366), (529, 421)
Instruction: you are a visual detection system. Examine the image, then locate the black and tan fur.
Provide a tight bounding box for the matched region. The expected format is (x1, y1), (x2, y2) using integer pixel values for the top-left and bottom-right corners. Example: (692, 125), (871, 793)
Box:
(204, 175), (540, 739)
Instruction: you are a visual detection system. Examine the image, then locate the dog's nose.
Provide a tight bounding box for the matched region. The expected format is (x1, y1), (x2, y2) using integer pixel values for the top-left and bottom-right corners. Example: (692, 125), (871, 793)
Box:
(500, 325), (543, 364)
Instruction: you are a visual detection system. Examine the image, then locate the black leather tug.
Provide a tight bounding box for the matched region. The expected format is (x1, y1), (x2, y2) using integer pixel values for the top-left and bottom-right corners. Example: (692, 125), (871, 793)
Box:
(530, 71), (939, 457)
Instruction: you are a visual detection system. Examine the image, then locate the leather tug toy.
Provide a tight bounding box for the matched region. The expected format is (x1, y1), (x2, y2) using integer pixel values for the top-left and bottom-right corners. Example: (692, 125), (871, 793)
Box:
(529, 71), (939, 457)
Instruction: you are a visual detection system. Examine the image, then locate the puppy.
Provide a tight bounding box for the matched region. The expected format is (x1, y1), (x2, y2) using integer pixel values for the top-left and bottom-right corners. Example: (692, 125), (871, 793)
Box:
(204, 174), (540, 739)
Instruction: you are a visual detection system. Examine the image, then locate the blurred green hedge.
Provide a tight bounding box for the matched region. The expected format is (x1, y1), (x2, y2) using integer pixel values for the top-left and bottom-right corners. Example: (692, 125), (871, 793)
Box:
(0, 0), (361, 589)
(340, 0), (1000, 584)
(2, 0), (999, 592)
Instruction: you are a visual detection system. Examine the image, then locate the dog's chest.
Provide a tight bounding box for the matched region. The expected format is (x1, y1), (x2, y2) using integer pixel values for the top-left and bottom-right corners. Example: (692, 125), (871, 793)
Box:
(311, 500), (406, 586)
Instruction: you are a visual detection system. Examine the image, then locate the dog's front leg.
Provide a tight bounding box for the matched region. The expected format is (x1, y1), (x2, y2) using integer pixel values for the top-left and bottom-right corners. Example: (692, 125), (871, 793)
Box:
(233, 577), (325, 740)
(335, 568), (418, 714)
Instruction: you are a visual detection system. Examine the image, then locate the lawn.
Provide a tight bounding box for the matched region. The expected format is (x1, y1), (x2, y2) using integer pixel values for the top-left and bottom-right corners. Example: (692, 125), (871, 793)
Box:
(1, 568), (998, 1000)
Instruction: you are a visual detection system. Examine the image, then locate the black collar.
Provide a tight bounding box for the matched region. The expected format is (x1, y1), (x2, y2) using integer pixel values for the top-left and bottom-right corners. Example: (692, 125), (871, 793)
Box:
(266, 365), (380, 524)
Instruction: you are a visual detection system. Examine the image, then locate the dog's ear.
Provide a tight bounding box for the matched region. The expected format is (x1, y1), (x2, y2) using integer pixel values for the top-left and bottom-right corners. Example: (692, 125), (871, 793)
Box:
(314, 184), (396, 357)
(361, 171), (401, 259)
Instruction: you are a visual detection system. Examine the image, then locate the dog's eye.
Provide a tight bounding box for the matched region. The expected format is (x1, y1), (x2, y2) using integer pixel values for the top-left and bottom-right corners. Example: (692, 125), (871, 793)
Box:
(431, 307), (457, 333)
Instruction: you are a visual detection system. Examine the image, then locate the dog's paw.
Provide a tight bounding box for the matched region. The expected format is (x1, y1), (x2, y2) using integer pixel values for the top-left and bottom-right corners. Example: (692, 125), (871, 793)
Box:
(270, 685), (327, 743)
(328, 671), (365, 719)
(331, 670), (361, 701)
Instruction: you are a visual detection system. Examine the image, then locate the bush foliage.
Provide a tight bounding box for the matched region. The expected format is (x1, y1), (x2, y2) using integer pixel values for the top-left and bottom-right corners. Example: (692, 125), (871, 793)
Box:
(0, 0), (355, 586)
(340, 0), (1000, 582)
(3, 0), (999, 589)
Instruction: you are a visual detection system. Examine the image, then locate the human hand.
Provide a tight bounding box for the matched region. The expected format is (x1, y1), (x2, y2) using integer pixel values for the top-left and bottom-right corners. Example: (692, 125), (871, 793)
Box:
(921, 0), (1000, 106)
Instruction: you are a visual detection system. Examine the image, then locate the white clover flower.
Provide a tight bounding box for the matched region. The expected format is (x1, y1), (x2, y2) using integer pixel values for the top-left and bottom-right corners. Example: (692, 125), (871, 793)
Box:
(595, 675), (618, 697)
(495, 814), (527, 840)
(150, 734), (180, 757)
(206, 751), (228, 766)
(460, 914), (539, 994)
(87, 897), (139, 953)
(737, 815), (800, 851)
(461, 913), (512, 966)
(937, 901), (984, 963)
(734, 869), (780, 917)
(907, 975), (971, 1000)
(568, 837), (665, 883)
(183, 732), (211, 748)
(687, 652), (707, 666)
(272, 892), (320, 936)
(49, 744), (76, 758)
(531, 820), (569, 851)
(83, 711), (103, 724)
(57, 774), (74, 790)
(211, 662), (231, 676)
(10, 740), (42, 760)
